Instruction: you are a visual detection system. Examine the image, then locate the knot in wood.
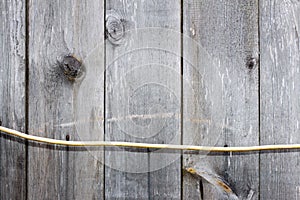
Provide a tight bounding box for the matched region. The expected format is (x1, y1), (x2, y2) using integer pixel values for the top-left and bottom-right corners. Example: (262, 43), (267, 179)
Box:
(106, 12), (125, 45)
(59, 55), (83, 81)
(246, 56), (257, 70)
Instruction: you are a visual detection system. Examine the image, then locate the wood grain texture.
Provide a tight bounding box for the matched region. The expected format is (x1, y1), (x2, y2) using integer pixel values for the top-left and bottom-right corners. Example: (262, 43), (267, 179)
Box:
(105, 0), (181, 199)
(260, 1), (300, 199)
(183, 0), (259, 199)
(0, 0), (26, 199)
(27, 1), (104, 199)
(3, 1), (300, 199)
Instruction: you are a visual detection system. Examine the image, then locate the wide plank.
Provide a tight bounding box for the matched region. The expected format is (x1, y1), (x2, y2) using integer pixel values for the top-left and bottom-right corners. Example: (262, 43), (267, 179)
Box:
(183, 0), (259, 199)
(105, 0), (181, 199)
(27, 1), (104, 199)
(260, 1), (300, 199)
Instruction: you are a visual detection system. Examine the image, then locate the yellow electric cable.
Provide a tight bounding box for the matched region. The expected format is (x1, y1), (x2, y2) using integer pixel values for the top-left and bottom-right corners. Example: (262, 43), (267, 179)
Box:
(1, 125), (300, 152)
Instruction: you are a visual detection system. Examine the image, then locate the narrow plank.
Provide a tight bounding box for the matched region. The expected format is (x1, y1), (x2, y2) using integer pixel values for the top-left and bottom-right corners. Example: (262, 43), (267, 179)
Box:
(27, 1), (104, 199)
(0, 0), (26, 199)
(105, 0), (181, 199)
(260, 1), (300, 199)
(183, 0), (259, 199)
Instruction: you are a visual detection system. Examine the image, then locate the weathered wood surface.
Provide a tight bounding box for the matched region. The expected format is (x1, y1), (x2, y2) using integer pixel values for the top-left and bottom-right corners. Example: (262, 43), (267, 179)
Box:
(0, 0), (26, 199)
(260, 1), (300, 199)
(183, 0), (259, 199)
(105, 0), (181, 199)
(2, 1), (300, 199)
(27, 1), (104, 199)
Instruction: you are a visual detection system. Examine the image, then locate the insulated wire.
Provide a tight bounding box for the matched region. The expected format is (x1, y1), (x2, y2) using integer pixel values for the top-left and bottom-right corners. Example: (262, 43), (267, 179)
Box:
(1, 126), (300, 152)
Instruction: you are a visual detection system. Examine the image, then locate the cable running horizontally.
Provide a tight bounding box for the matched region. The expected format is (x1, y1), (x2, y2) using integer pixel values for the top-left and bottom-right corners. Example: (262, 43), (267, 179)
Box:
(1, 126), (300, 152)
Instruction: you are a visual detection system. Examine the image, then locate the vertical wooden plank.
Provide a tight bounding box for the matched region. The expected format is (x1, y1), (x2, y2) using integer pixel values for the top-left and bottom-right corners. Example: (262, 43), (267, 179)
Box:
(28, 1), (104, 199)
(260, 1), (300, 199)
(183, 0), (259, 199)
(0, 0), (26, 199)
(105, 1), (181, 199)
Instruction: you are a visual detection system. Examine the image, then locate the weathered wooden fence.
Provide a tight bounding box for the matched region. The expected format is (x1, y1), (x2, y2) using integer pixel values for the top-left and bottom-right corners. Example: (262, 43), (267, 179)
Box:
(1, 0), (300, 199)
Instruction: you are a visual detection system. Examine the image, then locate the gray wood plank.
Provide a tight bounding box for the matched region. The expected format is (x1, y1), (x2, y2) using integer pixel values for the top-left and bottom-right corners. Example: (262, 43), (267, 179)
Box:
(27, 1), (104, 199)
(183, 0), (259, 199)
(0, 0), (26, 199)
(105, 1), (181, 199)
(260, 1), (300, 199)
